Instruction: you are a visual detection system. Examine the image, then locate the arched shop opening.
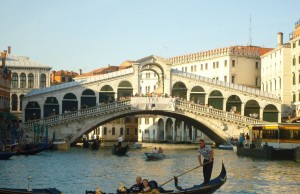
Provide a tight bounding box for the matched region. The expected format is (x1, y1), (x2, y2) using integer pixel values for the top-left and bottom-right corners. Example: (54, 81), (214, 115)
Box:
(208, 90), (223, 110)
(172, 82), (187, 100)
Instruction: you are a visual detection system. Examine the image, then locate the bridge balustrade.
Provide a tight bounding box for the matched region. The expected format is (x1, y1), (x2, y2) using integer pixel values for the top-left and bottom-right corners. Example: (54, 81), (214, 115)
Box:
(175, 100), (267, 126)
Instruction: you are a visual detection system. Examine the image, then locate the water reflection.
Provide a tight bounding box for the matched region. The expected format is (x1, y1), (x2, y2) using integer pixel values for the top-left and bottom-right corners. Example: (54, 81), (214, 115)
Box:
(0, 146), (300, 194)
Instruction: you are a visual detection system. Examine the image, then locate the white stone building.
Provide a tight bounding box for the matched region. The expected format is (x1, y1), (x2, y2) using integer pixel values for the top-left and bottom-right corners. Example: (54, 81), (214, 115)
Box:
(261, 32), (292, 119)
(3, 47), (52, 120)
(290, 20), (300, 116)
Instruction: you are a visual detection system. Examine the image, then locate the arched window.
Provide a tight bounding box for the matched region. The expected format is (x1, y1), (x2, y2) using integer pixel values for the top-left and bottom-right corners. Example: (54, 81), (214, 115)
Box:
(20, 94), (24, 111)
(12, 73), (18, 88)
(104, 127), (107, 135)
(11, 94), (18, 111)
(40, 74), (46, 88)
(28, 73), (34, 88)
(20, 73), (26, 88)
(112, 127), (115, 135)
(120, 127), (124, 135)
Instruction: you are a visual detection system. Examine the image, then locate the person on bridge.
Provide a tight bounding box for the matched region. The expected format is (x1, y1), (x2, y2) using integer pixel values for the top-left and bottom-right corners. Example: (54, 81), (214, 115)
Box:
(117, 135), (123, 148)
(197, 139), (214, 185)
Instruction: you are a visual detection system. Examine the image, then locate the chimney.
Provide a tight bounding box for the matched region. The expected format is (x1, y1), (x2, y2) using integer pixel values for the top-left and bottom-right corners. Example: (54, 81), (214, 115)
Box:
(8, 46), (11, 54)
(78, 69), (82, 75)
(1, 52), (7, 67)
(277, 32), (283, 46)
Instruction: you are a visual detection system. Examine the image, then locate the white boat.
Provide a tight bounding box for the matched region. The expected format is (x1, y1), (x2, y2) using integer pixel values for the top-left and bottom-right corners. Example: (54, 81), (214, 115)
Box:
(52, 139), (69, 150)
(218, 144), (234, 150)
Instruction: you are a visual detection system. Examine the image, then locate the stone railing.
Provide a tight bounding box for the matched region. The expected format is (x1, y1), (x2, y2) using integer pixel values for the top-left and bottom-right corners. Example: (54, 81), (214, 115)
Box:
(21, 99), (132, 129)
(175, 100), (268, 126)
(21, 97), (265, 130)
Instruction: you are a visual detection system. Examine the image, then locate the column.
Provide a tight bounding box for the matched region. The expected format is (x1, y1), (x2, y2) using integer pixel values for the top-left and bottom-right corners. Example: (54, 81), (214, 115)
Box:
(241, 102), (245, 116)
(172, 118), (176, 141)
(192, 126), (195, 141)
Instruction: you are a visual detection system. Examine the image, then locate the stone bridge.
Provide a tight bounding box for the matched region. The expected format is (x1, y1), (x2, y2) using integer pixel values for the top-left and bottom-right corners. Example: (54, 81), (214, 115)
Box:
(21, 97), (269, 145)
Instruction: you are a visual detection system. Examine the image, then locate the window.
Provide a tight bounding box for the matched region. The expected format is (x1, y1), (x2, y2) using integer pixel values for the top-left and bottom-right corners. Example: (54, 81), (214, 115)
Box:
(194, 65), (197, 72)
(112, 127), (115, 135)
(120, 127), (124, 135)
(126, 128), (130, 135)
(40, 74), (46, 88)
(62, 77), (66, 82)
(213, 62), (215, 68)
(20, 95), (24, 111)
(104, 127), (107, 135)
(216, 61), (219, 68)
(293, 72), (296, 85)
(255, 62), (259, 69)
(135, 117), (138, 124)
(20, 73), (26, 88)
(11, 94), (18, 111)
(145, 118), (149, 124)
(232, 60), (236, 67)
(224, 76), (227, 82)
(28, 73), (34, 88)
(293, 93), (296, 102)
(182, 67), (184, 71)
(205, 63), (208, 70)
(12, 73), (18, 88)
(185, 67), (187, 72)
(146, 73), (150, 78)
(224, 60), (227, 67)
(135, 128), (138, 135)
(191, 66), (193, 72)
(231, 75), (235, 83)
(293, 56), (296, 66)
(201, 64), (203, 70)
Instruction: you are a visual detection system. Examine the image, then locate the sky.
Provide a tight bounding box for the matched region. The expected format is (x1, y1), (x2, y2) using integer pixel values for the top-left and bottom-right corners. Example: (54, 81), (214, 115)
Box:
(1, 0), (300, 73)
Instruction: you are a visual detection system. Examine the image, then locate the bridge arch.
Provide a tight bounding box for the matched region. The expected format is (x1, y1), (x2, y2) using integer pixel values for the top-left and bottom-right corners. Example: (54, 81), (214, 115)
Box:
(117, 80), (133, 99)
(172, 82), (187, 99)
(62, 93), (78, 113)
(25, 101), (40, 121)
(226, 95), (242, 113)
(99, 85), (115, 103)
(81, 89), (96, 108)
(44, 97), (59, 118)
(190, 86), (205, 104)
(208, 90), (223, 110)
(263, 104), (279, 122)
(244, 100), (260, 118)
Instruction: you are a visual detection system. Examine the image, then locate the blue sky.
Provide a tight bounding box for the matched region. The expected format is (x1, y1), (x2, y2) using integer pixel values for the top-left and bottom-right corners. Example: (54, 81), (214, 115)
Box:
(1, 0), (299, 72)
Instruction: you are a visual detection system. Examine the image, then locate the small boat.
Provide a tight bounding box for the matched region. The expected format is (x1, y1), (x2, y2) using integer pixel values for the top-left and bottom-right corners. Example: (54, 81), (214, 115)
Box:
(132, 142), (142, 149)
(0, 152), (15, 160)
(0, 187), (62, 194)
(16, 142), (53, 156)
(144, 152), (165, 160)
(112, 144), (129, 156)
(52, 139), (69, 150)
(102, 162), (226, 194)
(82, 140), (90, 148)
(218, 144), (234, 150)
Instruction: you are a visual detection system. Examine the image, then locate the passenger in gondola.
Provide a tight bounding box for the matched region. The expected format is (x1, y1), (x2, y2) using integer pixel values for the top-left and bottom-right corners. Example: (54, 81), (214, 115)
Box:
(117, 135), (123, 148)
(152, 147), (158, 153)
(127, 176), (144, 193)
(158, 147), (163, 153)
(142, 179), (151, 192)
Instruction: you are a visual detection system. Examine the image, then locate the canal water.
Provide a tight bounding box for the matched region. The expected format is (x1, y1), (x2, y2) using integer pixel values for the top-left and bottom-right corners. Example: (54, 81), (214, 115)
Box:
(1, 145), (300, 194)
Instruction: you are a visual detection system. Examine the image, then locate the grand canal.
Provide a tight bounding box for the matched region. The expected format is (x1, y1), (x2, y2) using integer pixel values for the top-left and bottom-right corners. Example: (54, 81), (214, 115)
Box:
(1, 144), (300, 194)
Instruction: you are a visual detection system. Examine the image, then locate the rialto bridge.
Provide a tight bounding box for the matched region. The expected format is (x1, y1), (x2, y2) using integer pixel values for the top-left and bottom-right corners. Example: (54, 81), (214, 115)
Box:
(21, 55), (281, 145)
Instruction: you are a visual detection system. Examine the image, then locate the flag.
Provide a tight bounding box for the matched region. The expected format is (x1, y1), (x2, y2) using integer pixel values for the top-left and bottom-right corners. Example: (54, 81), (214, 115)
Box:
(2, 67), (9, 80)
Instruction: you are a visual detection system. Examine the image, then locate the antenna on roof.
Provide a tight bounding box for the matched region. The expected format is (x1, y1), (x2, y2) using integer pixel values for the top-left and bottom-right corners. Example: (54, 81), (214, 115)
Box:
(248, 14), (252, 46)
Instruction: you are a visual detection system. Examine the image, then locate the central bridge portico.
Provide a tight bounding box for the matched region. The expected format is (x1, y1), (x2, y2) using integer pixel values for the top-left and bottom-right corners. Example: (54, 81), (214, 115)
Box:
(21, 55), (281, 144)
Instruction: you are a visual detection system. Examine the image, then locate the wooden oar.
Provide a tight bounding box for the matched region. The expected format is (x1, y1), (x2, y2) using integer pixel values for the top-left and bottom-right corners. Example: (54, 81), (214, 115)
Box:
(159, 161), (212, 187)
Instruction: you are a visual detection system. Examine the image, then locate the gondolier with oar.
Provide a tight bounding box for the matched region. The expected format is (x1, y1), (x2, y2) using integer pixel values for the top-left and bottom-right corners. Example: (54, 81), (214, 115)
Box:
(197, 139), (214, 185)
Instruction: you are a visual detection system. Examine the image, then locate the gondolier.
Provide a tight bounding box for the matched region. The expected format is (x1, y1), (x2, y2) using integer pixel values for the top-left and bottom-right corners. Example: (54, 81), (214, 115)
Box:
(197, 139), (214, 184)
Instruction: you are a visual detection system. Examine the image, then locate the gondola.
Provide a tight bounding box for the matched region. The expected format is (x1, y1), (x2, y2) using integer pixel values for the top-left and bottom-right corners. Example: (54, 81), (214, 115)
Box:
(0, 188), (62, 194)
(15, 142), (53, 155)
(112, 144), (129, 156)
(98, 162), (226, 194)
(0, 152), (15, 160)
(91, 140), (101, 150)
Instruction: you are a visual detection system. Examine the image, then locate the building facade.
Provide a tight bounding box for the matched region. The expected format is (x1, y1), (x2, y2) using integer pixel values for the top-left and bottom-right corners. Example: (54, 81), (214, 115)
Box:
(290, 20), (300, 116)
(3, 47), (52, 120)
(50, 70), (79, 86)
(261, 32), (292, 119)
